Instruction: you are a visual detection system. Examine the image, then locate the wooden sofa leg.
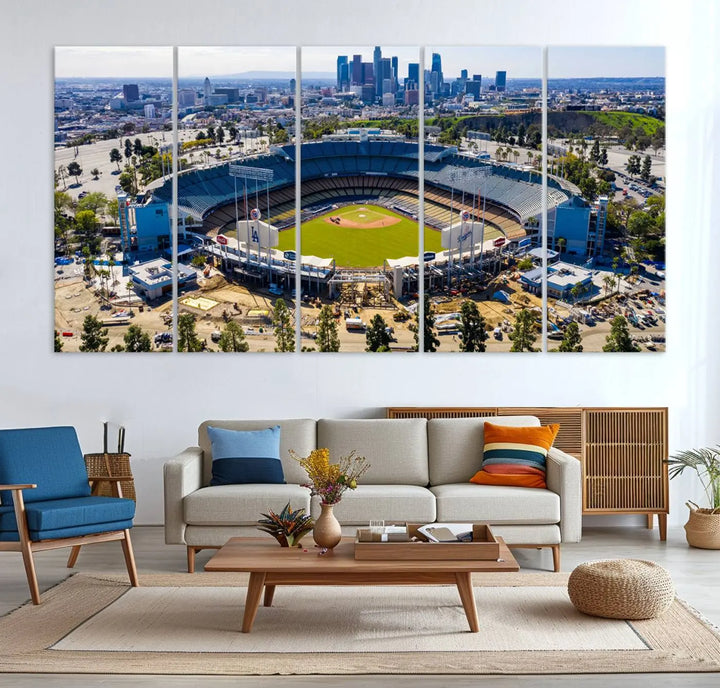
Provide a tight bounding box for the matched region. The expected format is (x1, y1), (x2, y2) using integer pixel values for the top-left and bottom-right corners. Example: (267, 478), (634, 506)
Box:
(121, 529), (140, 587)
(551, 545), (561, 573)
(67, 545), (81, 568)
(187, 546), (197, 574)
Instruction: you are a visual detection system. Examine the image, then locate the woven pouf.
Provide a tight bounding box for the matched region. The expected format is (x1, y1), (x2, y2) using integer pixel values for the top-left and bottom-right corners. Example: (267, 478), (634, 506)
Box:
(568, 559), (675, 620)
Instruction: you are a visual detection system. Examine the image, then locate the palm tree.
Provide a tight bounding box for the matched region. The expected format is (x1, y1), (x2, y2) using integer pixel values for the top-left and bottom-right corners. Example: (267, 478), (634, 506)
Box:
(603, 274), (615, 296)
(570, 283), (582, 304)
(57, 165), (67, 189)
(555, 237), (566, 254)
(512, 149), (520, 164)
(82, 246), (97, 282)
(107, 257), (116, 289)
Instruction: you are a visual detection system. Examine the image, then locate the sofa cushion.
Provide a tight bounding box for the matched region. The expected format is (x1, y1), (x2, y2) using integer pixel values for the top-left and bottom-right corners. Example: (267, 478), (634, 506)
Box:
(184, 484), (311, 526)
(489, 524), (561, 546)
(0, 496), (135, 541)
(317, 419), (428, 485)
(0, 427), (91, 505)
(470, 423), (560, 489)
(311, 485), (436, 525)
(207, 425), (284, 486)
(198, 420), (316, 487)
(430, 483), (560, 524)
(427, 416), (541, 486)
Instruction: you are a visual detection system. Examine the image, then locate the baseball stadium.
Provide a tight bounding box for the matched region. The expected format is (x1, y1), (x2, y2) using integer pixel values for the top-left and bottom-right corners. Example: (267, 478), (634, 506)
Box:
(140, 134), (578, 302)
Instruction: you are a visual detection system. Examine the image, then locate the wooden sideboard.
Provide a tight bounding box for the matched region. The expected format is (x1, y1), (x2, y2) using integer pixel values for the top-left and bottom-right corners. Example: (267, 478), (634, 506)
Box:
(386, 406), (669, 540)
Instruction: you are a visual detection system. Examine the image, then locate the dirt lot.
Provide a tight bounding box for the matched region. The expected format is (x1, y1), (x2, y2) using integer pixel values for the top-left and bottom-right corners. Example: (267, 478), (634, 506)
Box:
(182, 276), (279, 352)
(54, 276), (171, 352)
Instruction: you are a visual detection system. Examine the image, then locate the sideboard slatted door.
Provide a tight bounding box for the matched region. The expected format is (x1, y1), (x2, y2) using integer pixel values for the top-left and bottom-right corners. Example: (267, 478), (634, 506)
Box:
(582, 408), (668, 539)
(497, 407), (583, 459)
(386, 407), (497, 419)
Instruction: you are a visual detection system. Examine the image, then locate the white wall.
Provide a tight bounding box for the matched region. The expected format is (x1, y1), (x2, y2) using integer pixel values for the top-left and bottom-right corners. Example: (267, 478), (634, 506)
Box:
(0, 0), (718, 525)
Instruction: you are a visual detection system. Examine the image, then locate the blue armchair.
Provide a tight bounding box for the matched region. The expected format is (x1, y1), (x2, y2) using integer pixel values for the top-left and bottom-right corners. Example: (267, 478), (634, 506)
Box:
(0, 426), (139, 604)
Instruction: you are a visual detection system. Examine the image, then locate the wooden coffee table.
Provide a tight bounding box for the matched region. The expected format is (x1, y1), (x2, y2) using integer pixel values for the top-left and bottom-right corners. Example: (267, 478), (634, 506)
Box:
(204, 536), (519, 633)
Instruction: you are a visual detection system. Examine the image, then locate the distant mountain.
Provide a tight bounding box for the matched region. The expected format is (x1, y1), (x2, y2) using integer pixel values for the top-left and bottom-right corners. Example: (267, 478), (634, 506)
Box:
(213, 71), (334, 80)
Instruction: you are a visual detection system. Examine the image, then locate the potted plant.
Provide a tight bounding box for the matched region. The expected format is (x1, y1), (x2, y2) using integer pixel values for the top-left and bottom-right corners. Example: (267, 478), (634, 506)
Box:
(257, 502), (314, 548)
(666, 446), (720, 549)
(291, 447), (369, 550)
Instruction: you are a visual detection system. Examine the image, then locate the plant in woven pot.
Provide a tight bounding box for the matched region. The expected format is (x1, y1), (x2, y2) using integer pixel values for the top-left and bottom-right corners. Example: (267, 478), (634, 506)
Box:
(666, 446), (720, 549)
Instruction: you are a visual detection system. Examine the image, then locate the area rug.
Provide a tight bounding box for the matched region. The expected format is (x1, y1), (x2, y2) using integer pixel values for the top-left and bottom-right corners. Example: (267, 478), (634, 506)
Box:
(1, 572), (719, 675)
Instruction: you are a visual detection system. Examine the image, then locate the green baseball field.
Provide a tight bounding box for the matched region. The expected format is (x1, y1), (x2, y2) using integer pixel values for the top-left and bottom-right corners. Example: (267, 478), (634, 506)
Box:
(276, 204), (444, 268)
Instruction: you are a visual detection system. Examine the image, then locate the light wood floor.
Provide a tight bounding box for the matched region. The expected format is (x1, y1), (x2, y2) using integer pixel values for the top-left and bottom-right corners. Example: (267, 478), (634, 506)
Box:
(1, 525), (718, 688)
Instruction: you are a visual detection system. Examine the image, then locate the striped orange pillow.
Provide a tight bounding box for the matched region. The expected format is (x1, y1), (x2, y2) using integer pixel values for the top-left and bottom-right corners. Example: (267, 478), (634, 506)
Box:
(470, 423), (560, 489)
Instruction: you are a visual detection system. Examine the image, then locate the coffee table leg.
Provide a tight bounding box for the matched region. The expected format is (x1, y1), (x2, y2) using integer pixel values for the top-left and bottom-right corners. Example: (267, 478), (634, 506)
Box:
(455, 572), (479, 632)
(263, 584), (276, 607)
(242, 572), (266, 633)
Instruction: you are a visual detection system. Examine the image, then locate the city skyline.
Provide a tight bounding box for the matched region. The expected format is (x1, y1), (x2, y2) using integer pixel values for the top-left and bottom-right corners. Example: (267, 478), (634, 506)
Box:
(56, 46), (665, 79)
(425, 46), (542, 80)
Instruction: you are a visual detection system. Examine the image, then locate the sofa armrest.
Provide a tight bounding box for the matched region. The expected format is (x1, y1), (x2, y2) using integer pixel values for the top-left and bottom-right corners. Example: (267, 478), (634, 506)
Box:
(546, 447), (582, 543)
(163, 447), (203, 545)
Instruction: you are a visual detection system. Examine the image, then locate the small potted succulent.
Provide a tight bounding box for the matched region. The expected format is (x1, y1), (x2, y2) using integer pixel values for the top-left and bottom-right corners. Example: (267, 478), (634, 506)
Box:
(667, 446), (720, 549)
(257, 502), (314, 547)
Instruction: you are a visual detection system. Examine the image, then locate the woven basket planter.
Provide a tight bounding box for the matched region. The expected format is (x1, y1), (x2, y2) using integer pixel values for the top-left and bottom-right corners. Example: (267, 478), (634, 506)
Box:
(84, 453), (136, 501)
(684, 502), (720, 549)
(568, 559), (675, 620)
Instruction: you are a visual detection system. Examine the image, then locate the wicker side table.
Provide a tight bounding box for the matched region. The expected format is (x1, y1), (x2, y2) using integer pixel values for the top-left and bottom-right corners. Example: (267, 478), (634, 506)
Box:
(568, 559), (675, 619)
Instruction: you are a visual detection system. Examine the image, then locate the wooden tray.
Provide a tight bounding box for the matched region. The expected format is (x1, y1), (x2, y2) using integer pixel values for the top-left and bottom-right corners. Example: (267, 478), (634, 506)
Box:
(354, 523), (500, 561)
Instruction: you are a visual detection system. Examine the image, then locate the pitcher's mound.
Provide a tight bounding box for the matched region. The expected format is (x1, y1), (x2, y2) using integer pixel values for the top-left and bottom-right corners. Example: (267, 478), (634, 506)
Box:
(323, 205), (401, 229)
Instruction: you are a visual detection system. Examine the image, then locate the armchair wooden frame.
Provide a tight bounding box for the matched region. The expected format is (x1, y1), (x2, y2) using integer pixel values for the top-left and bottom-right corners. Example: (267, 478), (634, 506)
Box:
(0, 478), (139, 605)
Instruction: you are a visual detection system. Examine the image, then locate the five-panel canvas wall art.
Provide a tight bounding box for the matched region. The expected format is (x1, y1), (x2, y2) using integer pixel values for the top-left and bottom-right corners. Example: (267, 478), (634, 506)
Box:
(54, 46), (665, 353)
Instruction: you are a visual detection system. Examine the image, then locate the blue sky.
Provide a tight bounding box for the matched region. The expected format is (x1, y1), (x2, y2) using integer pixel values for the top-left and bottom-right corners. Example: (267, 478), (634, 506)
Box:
(55, 45), (665, 79)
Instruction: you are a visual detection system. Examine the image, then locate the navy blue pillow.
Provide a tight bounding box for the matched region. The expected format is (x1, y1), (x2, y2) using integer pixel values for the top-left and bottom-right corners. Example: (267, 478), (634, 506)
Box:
(207, 425), (284, 486)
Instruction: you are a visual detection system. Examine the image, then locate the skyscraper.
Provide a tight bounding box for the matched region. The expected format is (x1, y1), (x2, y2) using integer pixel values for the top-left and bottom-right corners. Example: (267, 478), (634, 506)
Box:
(123, 84), (139, 103)
(430, 53), (443, 96)
(391, 55), (399, 92)
(373, 46), (382, 97)
(362, 62), (374, 86)
(203, 77), (212, 101)
(337, 55), (348, 91)
(461, 69), (468, 81)
(351, 54), (362, 86)
(177, 88), (196, 107)
(466, 76), (482, 100)
(380, 58), (392, 94)
(495, 70), (507, 92)
(408, 62), (419, 86)
(339, 62), (349, 91)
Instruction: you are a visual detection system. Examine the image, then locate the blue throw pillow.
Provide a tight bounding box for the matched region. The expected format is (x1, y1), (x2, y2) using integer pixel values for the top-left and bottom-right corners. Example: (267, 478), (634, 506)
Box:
(207, 425), (284, 486)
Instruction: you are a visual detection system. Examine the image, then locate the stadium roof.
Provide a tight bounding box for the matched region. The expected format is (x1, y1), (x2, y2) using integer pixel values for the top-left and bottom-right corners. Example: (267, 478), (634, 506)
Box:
(149, 140), (575, 222)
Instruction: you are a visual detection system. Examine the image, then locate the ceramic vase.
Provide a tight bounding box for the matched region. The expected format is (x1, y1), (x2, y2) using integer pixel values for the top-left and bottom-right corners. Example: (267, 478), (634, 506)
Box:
(313, 502), (342, 549)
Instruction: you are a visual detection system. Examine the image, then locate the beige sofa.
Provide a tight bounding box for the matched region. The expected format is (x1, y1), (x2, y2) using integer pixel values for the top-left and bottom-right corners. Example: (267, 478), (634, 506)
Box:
(164, 416), (582, 572)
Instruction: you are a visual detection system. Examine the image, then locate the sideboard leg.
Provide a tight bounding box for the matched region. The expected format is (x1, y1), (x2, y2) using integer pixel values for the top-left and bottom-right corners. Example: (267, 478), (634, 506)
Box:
(658, 513), (667, 541)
